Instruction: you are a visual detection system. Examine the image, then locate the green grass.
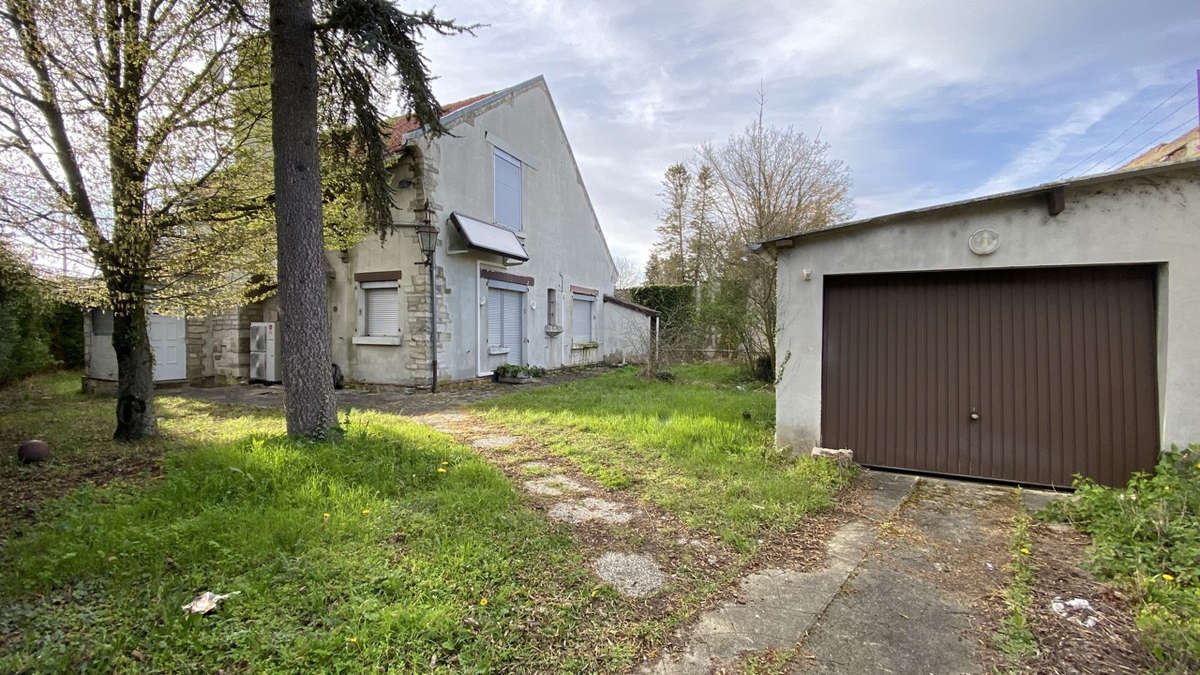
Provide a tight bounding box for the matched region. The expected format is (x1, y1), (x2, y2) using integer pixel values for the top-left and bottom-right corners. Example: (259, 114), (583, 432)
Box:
(475, 364), (852, 551)
(994, 506), (1038, 668)
(0, 374), (632, 672)
(1046, 447), (1200, 671)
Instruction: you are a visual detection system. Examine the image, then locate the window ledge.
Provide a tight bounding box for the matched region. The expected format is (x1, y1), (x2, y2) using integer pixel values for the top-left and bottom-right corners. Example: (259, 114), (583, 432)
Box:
(353, 335), (402, 346)
(571, 341), (598, 351)
(544, 324), (563, 336)
(487, 346), (511, 355)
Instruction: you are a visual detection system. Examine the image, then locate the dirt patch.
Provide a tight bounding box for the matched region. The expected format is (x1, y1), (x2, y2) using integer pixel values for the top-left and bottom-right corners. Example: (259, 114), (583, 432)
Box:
(1018, 523), (1152, 674)
(549, 497), (635, 525)
(594, 552), (666, 598)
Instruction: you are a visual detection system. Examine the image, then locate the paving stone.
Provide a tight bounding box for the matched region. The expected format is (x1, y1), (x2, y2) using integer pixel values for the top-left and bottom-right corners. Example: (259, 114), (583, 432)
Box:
(471, 435), (520, 450)
(549, 498), (634, 524)
(594, 552), (665, 598)
(523, 475), (591, 496)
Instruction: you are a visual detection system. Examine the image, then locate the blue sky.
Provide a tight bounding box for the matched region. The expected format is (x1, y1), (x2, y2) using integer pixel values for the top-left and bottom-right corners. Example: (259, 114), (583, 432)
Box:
(411, 0), (1200, 272)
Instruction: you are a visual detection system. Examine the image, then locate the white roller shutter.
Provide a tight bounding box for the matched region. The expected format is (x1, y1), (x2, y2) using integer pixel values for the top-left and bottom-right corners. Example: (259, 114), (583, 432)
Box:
(487, 287), (504, 346)
(365, 285), (400, 336)
(502, 290), (522, 351)
(572, 297), (592, 341)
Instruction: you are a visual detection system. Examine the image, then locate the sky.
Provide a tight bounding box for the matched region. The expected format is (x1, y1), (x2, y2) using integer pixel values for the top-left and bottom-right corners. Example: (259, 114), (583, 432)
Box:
(410, 0), (1200, 275)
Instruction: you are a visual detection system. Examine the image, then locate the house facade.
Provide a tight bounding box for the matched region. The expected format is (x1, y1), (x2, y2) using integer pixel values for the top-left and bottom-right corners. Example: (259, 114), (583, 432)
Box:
(759, 159), (1200, 488)
(84, 76), (656, 390)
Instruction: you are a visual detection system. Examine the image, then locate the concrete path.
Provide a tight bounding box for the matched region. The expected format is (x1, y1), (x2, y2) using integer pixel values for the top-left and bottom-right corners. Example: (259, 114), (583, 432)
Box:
(645, 473), (1061, 674)
(643, 472), (917, 674)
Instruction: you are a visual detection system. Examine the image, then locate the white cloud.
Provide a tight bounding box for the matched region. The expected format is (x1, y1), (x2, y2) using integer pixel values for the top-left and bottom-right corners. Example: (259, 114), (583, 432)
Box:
(407, 0), (1199, 271)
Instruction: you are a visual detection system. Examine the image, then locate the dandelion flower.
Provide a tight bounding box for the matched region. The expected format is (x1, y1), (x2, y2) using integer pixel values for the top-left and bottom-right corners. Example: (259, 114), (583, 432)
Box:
(1020, 547), (1031, 555)
(480, 598), (488, 606)
(1163, 573), (1175, 581)
(361, 509), (370, 515)
(590, 589), (597, 598)
(349, 636), (358, 643)
(323, 513), (330, 520)
(442, 461), (449, 465)
(437, 467), (447, 473)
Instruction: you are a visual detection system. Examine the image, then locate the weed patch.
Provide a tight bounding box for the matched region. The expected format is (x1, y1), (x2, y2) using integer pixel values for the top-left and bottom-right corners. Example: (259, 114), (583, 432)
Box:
(1045, 446), (1200, 671)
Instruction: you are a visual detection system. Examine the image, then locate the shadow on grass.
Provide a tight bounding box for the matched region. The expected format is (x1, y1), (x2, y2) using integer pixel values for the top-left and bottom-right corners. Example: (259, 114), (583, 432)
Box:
(0, 402), (601, 671)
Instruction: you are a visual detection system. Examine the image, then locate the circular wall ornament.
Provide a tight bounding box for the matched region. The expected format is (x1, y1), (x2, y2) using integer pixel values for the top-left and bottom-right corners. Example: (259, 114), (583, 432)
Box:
(968, 228), (1000, 255)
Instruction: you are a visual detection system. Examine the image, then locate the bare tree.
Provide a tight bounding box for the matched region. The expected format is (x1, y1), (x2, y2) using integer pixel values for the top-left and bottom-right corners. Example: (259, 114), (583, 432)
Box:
(698, 97), (852, 369)
(613, 254), (642, 289)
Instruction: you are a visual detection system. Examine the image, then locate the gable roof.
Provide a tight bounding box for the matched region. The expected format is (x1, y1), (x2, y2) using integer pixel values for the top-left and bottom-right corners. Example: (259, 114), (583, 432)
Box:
(385, 91), (495, 153)
(754, 157), (1200, 250)
(387, 75), (617, 278)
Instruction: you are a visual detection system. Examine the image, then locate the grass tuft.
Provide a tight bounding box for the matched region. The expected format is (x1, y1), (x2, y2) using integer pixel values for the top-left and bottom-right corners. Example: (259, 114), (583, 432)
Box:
(994, 504), (1038, 667)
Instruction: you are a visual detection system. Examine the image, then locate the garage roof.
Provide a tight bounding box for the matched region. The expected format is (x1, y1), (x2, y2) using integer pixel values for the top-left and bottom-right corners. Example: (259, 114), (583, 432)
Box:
(753, 157), (1200, 250)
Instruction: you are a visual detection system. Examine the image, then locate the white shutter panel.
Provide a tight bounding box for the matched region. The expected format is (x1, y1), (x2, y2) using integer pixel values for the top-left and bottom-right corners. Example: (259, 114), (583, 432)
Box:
(487, 287), (504, 346)
(365, 287), (400, 336)
(494, 150), (522, 231)
(502, 290), (523, 355)
(572, 298), (592, 341)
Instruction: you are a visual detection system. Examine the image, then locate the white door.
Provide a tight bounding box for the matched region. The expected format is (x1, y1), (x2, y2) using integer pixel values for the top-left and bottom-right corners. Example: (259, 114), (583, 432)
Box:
(150, 314), (187, 381)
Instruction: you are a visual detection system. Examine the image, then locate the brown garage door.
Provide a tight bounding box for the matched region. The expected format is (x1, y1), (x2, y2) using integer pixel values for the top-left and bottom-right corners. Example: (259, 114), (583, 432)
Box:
(821, 265), (1159, 487)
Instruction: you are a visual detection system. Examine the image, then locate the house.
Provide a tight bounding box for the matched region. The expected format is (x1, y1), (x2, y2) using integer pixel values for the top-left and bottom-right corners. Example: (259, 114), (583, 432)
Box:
(756, 158), (1200, 488)
(84, 76), (657, 391)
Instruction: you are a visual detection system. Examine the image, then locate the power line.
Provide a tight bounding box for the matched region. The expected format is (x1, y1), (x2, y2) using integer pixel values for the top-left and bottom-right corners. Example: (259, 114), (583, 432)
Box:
(1102, 114), (1198, 173)
(1078, 93), (1197, 176)
(1057, 81), (1191, 179)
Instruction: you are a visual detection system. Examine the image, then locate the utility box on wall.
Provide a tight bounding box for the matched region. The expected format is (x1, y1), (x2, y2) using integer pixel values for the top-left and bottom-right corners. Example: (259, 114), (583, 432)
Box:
(249, 322), (281, 383)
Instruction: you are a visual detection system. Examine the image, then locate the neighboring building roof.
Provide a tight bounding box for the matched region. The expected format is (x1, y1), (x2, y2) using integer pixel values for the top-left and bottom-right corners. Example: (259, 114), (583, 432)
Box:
(754, 157), (1200, 249)
(1122, 125), (1200, 169)
(603, 294), (659, 317)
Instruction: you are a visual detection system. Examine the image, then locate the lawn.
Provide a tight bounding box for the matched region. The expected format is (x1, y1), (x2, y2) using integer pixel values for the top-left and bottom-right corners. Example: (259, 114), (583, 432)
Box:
(0, 365), (851, 672)
(475, 364), (852, 551)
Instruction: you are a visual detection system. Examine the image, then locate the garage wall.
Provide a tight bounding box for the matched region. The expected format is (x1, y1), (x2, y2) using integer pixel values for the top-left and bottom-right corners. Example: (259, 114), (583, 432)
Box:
(775, 166), (1200, 453)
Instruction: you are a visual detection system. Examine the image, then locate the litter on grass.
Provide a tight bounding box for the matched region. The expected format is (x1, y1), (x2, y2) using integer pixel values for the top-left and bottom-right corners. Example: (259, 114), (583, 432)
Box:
(1050, 596), (1100, 628)
(182, 591), (240, 615)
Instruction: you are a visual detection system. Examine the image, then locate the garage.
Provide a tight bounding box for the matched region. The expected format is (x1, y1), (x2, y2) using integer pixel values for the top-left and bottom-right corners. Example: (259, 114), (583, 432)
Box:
(820, 266), (1159, 486)
(761, 158), (1200, 488)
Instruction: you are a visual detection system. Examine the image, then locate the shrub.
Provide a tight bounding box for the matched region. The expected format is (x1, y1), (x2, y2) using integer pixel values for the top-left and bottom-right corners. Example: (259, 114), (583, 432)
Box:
(0, 246), (56, 384)
(1047, 446), (1200, 669)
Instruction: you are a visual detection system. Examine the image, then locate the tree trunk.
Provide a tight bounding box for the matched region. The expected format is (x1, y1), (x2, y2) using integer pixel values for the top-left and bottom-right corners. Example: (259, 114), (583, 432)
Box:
(269, 0), (337, 438)
(111, 293), (156, 440)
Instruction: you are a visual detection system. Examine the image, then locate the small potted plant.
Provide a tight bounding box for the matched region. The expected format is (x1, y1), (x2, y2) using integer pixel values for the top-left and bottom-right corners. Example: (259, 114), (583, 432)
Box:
(493, 364), (532, 384)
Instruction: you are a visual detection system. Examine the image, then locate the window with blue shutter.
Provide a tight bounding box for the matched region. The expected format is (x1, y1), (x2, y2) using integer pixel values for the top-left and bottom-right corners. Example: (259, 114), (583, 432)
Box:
(494, 148), (522, 232)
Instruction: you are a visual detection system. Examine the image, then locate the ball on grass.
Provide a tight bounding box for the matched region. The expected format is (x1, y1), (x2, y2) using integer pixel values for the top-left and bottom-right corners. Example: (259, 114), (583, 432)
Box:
(17, 439), (50, 464)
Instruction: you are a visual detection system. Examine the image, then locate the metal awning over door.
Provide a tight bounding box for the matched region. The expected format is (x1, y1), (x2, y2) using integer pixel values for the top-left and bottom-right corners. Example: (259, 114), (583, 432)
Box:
(820, 265), (1159, 487)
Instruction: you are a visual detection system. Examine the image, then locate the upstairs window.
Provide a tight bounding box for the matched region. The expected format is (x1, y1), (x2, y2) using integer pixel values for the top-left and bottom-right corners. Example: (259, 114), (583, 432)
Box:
(494, 148), (522, 232)
(547, 288), (558, 326)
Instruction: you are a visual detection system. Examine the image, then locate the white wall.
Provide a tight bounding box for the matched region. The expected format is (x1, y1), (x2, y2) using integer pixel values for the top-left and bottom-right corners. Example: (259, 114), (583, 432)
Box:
(601, 300), (653, 363)
(775, 166), (1200, 452)
(331, 77), (620, 385)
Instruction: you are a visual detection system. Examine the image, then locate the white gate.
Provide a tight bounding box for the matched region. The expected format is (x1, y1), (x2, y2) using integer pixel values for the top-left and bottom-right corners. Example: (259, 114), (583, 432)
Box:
(149, 314), (187, 381)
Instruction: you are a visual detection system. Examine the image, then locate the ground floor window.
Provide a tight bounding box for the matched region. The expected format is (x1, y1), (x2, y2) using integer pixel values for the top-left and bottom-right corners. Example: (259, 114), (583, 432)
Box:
(362, 282), (400, 337)
(572, 294), (594, 343)
(487, 286), (524, 357)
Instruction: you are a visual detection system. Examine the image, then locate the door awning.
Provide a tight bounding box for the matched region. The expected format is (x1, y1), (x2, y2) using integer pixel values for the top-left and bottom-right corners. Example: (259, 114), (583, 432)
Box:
(449, 212), (529, 261)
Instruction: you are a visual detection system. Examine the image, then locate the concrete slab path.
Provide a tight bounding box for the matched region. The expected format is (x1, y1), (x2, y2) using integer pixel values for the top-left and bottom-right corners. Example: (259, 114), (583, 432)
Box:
(643, 472), (917, 674)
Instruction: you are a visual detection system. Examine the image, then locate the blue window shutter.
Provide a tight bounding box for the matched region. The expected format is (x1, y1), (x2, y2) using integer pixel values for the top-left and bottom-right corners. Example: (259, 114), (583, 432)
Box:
(494, 149), (522, 231)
